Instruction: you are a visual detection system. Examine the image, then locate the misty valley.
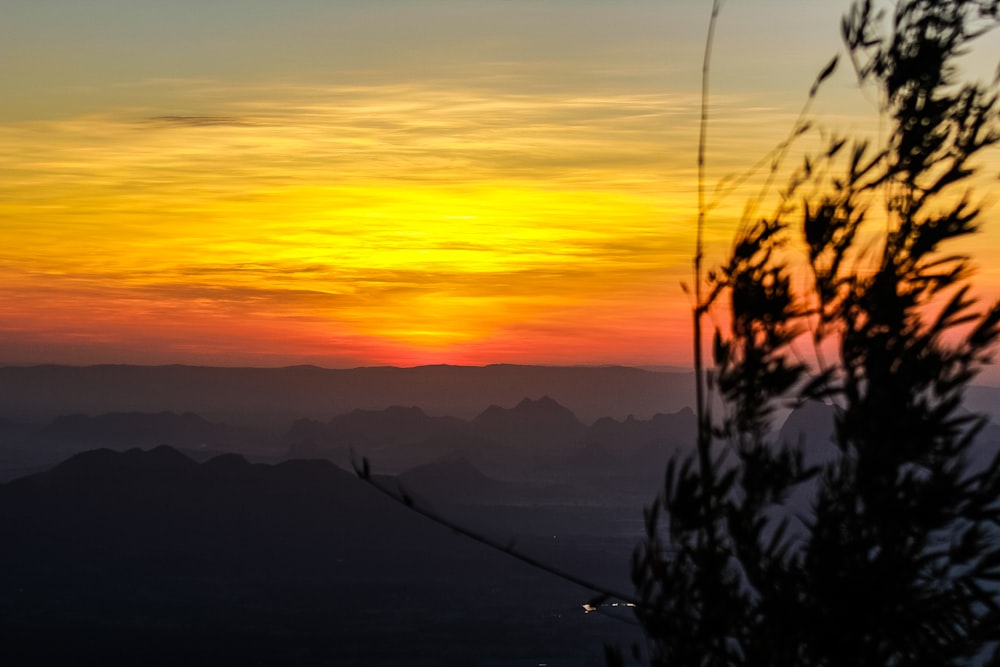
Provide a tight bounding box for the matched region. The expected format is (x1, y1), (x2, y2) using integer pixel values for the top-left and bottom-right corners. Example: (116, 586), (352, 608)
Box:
(2, 365), (999, 665)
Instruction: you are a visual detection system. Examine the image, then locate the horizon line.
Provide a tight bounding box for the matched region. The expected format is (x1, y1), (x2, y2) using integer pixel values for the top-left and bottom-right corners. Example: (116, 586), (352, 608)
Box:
(0, 361), (696, 373)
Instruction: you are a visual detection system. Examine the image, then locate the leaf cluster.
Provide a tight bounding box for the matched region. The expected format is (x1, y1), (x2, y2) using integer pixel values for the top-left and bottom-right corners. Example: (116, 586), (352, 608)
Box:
(633, 2), (1000, 665)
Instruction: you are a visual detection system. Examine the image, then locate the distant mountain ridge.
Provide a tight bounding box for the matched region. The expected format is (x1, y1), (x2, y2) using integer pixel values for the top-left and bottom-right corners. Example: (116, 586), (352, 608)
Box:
(1, 396), (697, 483)
(0, 363), (694, 425)
(472, 395), (586, 452)
(280, 396), (694, 470)
(22, 393), (1000, 491)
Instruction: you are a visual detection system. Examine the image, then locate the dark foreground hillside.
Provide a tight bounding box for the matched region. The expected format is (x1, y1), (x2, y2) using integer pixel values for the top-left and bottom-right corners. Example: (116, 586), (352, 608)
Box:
(0, 447), (642, 666)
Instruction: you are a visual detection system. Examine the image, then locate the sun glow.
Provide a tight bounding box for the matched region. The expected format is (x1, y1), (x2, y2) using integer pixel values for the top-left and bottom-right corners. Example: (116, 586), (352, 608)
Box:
(4, 1), (998, 368)
(0, 98), (695, 364)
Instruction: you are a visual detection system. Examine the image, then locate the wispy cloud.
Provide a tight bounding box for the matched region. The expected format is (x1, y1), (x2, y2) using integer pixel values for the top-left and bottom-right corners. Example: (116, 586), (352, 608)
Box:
(148, 115), (254, 128)
(0, 74), (897, 366)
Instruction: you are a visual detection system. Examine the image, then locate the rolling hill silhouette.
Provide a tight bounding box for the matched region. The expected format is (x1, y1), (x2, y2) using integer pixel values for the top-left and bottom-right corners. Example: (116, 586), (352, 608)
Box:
(0, 363), (694, 425)
(1, 395), (705, 487)
(0, 446), (638, 665)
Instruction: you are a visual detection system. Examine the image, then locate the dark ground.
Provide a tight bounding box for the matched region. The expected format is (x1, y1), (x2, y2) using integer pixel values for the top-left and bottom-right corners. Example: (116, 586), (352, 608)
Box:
(0, 447), (645, 666)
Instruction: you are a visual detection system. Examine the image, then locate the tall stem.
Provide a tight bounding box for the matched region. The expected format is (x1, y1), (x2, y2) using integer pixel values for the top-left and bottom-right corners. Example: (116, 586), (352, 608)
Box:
(694, 0), (722, 527)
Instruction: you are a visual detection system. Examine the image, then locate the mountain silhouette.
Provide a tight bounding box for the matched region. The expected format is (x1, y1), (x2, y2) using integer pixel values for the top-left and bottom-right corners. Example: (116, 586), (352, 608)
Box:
(472, 395), (586, 453)
(0, 446), (636, 665)
(585, 407), (697, 455)
(776, 400), (840, 467)
(557, 408), (698, 485)
(0, 363), (694, 425)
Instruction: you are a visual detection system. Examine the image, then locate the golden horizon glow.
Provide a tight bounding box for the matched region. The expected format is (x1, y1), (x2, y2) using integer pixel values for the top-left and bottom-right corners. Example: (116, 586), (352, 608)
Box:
(3, 1), (999, 370)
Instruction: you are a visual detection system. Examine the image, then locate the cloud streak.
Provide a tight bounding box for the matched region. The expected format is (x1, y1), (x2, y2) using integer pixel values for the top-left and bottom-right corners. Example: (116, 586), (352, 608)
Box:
(148, 115), (253, 128)
(4, 61), (970, 367)
(0, 74), (787, 366)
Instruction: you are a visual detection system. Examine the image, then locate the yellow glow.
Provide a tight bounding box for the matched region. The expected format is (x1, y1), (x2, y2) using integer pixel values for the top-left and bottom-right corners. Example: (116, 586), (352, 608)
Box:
(0, 89), (702, 364)
(3, 71), (998, 367)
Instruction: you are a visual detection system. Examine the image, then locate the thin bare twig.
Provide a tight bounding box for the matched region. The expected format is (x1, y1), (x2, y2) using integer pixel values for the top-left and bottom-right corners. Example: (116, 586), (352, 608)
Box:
(694, 0), (723, 556)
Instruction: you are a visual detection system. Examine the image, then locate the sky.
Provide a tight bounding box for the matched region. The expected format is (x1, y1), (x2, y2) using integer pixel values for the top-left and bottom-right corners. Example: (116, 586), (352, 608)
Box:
(2, 0), (1000, 369)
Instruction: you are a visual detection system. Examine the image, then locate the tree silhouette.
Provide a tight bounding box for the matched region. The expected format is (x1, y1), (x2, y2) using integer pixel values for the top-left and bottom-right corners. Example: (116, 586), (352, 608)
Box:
(632, 1), (1000, 665)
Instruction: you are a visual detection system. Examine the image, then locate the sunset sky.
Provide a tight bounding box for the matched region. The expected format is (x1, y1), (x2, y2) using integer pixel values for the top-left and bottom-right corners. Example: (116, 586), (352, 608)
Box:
(3, 0), (1000, 369)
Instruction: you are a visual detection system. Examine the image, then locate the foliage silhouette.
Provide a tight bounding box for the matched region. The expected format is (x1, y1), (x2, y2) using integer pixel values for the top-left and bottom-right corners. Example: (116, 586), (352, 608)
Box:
(631, 1), (1000, 666)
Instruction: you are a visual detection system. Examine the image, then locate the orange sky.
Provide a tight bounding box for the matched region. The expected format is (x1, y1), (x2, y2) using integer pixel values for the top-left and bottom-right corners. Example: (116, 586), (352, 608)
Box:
(2, 1), (1000, 369)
